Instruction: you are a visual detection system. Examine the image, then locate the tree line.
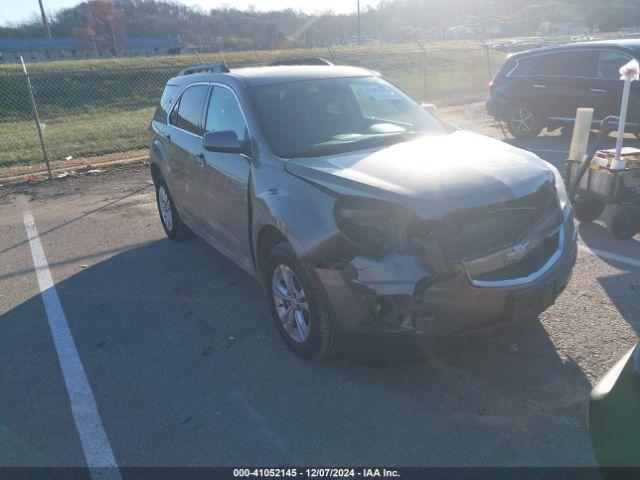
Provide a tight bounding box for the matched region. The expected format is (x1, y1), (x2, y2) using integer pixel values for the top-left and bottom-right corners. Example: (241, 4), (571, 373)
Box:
(2, 0), (640, 51)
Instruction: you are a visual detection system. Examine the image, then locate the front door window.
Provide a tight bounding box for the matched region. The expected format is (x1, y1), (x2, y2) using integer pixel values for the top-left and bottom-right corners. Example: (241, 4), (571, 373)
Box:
(205, 87), (249, 143)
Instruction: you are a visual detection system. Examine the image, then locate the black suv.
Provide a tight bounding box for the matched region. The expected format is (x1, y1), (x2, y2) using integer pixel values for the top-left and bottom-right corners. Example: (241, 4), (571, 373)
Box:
(488, 39), (640, 138)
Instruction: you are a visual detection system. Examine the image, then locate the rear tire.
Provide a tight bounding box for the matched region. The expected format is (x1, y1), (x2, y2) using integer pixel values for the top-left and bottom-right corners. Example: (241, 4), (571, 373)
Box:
(264, 243), (340, 361)
(155, 177), (191, 241)
(606, 205), (640, 240)
(507, 105), (544, 139)
(573, 198), (606, 223)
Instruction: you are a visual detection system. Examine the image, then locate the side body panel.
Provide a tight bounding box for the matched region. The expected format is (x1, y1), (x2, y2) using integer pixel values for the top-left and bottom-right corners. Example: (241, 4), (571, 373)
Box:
(195, 84), (254, 270)
(194, 150), (253, 272)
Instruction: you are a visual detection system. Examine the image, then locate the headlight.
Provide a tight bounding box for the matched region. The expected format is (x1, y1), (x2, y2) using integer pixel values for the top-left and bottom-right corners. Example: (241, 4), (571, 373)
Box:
(549, 163), (571, 218)
(334, 196), (417, 259)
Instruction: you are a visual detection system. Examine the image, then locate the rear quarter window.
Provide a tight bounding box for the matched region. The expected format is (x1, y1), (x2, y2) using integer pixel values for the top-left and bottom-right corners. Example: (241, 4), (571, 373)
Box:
(510, 56), (538, 76)
(153, 83), (179, 122)
(160, 84), (179, 110)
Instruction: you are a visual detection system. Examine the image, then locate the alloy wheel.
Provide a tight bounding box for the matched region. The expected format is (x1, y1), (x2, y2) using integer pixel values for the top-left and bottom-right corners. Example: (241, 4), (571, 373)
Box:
(510, 107), (536, 137)
(272, 264), (310, 343)
(158, 185), (173, 232)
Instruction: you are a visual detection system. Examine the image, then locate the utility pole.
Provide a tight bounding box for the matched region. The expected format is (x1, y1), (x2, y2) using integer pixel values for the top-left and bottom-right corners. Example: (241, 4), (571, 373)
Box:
(482, 0), (488, 41)
(37, 0), (52, 38)
(481, 1), (492, 81)
(357, 0), (362, 45)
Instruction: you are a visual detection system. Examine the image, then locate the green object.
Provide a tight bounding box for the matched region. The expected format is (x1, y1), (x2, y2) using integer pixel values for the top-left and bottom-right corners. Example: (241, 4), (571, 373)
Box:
(589, 344), (640, 467)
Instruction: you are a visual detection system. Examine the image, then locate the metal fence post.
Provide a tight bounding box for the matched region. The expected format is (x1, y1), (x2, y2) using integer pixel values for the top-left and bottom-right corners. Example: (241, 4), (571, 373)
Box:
(326, 45), (337, 64)
(194, 47), (204, 65)
(415, 40), (428, 101)
(21, 56), (52, 180)
(484, 43), (493, 81)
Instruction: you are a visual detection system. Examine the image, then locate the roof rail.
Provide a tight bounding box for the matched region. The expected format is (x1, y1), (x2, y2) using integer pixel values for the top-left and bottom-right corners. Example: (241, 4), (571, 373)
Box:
(178, 63), (230, 76)
(269, 57), (334, 66)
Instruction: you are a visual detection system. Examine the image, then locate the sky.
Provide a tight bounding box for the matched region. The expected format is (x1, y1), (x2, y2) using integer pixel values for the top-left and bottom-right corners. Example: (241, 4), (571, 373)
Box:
(0, 0), (378, 26)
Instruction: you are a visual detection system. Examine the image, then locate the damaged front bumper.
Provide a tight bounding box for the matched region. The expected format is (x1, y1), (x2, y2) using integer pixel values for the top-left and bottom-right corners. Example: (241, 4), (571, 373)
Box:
(314, 218), (577, 355)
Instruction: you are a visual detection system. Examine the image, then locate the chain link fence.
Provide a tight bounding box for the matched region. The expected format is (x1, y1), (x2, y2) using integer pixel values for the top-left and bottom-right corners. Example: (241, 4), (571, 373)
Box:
(0, 64), (184, 179)
(0, 43), (506, 181)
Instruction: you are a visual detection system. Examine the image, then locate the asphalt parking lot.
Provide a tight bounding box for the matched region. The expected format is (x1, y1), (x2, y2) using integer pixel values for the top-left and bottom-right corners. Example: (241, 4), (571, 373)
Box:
(1, 128), (639, 470)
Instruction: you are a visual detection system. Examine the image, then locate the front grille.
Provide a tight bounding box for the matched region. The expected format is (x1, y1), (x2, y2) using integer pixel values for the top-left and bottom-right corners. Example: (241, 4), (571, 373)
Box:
(472, 232), (559, 282)
(434, 181), (559, 260)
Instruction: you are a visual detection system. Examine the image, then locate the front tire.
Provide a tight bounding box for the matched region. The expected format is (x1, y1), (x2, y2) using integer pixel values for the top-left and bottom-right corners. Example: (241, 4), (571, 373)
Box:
(155, 178), (191, 240)
(265, 243), (340, 361)
(507, 105), (544, 139)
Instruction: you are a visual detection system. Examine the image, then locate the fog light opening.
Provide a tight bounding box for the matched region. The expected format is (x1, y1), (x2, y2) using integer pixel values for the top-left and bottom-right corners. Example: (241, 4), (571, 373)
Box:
(371, 297), (392, 320)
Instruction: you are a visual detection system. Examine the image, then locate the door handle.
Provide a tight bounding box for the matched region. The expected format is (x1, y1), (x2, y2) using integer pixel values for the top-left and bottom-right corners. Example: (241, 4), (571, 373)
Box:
(533, 84), (547, 89)
(160, 132), (171, 143)
(196, 153), (206, 166)
(590, 88), (607, 93)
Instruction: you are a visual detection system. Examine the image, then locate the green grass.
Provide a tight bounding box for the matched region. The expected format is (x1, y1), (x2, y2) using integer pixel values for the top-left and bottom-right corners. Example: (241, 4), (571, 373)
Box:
(0, 41), (506, 170)
(0, 108), (153, 168)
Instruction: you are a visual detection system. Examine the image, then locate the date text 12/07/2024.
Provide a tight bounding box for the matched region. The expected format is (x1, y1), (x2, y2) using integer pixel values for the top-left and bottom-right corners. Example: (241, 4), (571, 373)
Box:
(233, 468), (401, 478)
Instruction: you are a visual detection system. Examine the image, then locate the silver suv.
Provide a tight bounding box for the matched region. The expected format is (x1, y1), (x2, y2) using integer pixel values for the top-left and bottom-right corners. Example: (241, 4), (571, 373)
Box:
(149, 61), (577, 361)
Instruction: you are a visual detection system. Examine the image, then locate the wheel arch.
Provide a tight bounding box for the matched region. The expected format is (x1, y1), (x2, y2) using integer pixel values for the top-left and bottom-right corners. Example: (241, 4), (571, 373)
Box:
(150, 162), (162, 185)
(255, 224), (290, 280)
(150, 139), (170, 185)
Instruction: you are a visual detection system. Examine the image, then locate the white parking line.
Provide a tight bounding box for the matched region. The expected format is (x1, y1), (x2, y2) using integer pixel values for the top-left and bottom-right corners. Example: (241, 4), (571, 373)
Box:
(579, 243), (640, 269)
(23, 213), (121, 480)
(528, 148), (569, 154)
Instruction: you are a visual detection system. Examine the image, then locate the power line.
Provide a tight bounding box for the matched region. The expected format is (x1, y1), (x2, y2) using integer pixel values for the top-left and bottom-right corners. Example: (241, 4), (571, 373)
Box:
(489, 3), (545, 23)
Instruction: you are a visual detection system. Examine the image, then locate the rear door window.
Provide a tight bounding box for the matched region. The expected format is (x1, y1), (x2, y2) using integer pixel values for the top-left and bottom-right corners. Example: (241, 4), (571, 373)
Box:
(171, 85), (210, 135)
(598, 51), (634, 79)
(535, 51), (598, 77)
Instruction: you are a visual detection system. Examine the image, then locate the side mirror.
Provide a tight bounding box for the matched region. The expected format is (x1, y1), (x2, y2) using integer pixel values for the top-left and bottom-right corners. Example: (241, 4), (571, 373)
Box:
(421, 103), (438, 116)
(203, 130), (250, 155)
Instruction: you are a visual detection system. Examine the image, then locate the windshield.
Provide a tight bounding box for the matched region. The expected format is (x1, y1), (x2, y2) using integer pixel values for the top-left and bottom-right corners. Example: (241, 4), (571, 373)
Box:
(251, 76), (445, 158)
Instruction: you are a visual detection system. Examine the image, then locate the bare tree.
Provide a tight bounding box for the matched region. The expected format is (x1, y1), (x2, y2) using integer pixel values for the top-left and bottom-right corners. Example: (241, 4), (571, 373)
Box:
(76, 0), (124, 56)
(72, 25), (98, 55)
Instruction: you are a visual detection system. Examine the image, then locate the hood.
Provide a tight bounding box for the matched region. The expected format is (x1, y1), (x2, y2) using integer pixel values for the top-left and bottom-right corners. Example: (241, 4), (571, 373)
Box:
(284, 130), (555, 220)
